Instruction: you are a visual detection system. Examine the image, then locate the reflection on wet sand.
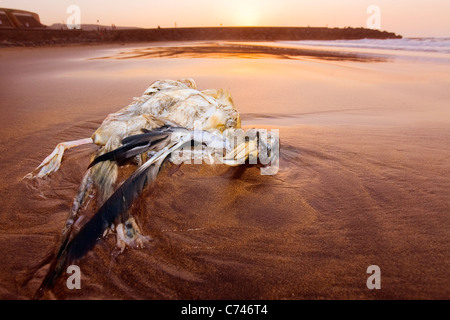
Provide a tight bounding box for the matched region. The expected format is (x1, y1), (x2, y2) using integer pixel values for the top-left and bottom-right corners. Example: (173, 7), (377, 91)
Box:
(92, 42), (389, 62)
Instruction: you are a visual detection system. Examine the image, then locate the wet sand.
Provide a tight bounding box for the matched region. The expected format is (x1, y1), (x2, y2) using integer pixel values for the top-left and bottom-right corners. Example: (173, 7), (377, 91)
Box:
(0, 42), (449, 299)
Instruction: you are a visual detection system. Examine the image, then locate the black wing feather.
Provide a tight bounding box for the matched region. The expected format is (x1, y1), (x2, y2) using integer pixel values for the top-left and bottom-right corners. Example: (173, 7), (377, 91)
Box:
(36, 156), (165, 298)
(88, 132), (171, 168)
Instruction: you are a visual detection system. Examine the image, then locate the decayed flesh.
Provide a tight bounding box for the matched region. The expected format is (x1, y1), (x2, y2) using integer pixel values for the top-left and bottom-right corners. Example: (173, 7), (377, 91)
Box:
(26, 78), (277, 298)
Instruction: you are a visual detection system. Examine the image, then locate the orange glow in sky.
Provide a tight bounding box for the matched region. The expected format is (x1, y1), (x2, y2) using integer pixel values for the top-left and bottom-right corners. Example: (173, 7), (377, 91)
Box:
(1, 0), (450, 37)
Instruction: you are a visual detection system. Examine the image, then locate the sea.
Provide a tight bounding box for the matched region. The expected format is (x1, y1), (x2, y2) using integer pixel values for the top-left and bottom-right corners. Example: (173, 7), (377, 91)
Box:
(279, 37), (450, 63)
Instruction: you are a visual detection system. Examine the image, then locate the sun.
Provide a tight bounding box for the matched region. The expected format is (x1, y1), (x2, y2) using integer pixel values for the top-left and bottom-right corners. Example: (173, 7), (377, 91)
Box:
(234, 3), (260, 26)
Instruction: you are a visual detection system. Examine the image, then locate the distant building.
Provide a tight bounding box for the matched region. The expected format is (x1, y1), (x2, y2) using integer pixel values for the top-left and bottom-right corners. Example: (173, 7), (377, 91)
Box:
(0, 8), (44, 29)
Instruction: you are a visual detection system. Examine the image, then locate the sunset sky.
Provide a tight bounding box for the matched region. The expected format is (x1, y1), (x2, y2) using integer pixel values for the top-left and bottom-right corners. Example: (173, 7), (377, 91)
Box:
(1, 0), (449, 37)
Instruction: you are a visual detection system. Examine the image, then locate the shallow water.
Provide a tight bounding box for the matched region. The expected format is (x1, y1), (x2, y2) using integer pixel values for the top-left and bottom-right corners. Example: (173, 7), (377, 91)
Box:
(0, 42), (449, 299)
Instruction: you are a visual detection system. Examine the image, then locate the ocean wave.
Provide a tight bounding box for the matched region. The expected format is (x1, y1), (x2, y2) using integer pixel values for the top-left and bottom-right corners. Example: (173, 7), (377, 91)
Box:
(279, 38), (450, 63)
(281, 38), (450, 54)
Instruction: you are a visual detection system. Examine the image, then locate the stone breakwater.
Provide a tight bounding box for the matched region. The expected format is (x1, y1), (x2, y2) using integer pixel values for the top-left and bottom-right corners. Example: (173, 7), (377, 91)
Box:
(0, 26), (401, 47)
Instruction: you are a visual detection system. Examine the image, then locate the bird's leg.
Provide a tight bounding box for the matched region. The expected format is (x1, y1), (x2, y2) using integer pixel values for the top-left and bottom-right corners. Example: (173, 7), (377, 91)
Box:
(115, 216), (151, 252)
(113, 140), (188, 253)
(24, 138), (94, 179)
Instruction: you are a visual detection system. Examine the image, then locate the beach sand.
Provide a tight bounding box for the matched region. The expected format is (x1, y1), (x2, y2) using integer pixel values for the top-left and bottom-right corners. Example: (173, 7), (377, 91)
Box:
(0, 42), (449, 299)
